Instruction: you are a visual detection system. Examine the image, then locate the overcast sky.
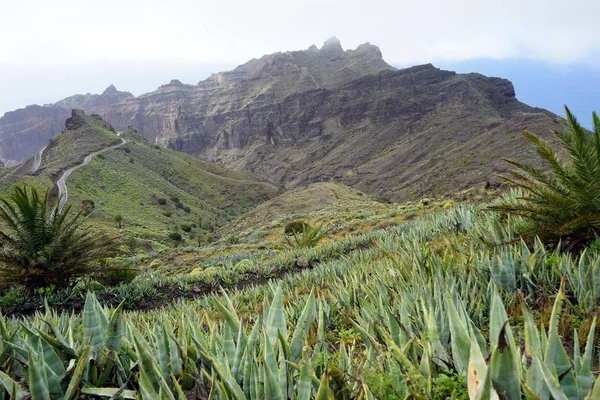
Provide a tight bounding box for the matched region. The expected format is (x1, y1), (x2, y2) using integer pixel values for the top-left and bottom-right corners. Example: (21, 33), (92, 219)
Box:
(1, 0), (599, 115)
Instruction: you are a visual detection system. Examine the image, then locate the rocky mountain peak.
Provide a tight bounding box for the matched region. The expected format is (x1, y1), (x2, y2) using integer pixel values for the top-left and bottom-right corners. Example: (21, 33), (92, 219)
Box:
(64, 109), (88, 130)
(353, 42), (383, 59)
(102, 84), (118, 95)
(320, 36), (343, 52)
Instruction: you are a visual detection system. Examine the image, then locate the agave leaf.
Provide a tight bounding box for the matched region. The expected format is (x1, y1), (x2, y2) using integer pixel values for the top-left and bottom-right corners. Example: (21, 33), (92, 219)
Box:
(314, 371), (334, 400)
(489, 322), (520, 399)
(131, 327), (162, 393)
(266, 284), (287, 346)
(104, 300), (125, 353)
(290, 290), (315, 363)
(522, 306), (544, 397)
(544, 282), (578, 398)
(577, 317), (597, 397)
(80, 387), (136, 399)
(199, 350), (247, 400)
(216, 293), (241, 334)
(63, 342), (90, 400)
(83, 292), (104, 359)
(586, 374), (600, 400)
(231, 320), (247, 379)
(35, 328), (76, 358)
(297, 354), (313, 400)
(0, 371), (28, 400)
(28, 351), (50, 400)
(446, 296), (471, 375)
(263, 331), (284, 400)
(533, 350), (570, 400)
(468, 336), (491, 399)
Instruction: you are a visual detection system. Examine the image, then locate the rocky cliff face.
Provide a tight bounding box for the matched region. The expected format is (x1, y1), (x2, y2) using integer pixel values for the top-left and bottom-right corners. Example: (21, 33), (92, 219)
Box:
(0, 87), (131, 164)
(0, 38), (562, 201)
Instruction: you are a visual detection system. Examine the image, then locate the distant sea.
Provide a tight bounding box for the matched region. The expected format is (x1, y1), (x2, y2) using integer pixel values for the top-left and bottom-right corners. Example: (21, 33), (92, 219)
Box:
(401, 60), (599, 130)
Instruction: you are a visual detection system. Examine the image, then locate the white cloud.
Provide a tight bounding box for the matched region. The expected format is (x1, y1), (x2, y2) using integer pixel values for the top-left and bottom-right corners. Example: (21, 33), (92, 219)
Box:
(0, 0), (598, 113)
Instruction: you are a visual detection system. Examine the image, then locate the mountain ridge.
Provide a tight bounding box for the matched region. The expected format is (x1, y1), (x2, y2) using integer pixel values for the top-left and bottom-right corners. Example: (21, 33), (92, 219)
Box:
(0, 38), (562, 201)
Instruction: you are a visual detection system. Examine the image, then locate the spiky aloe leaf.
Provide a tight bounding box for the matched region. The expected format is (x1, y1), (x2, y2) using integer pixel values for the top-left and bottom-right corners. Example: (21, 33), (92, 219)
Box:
(216, 295), (241, 333)
(263, 331), (284, 400)
(223, 323), (236, 368)
(544, 281), (578, 398)
(35, 328), (76, 358)
(170, 374), (187, 400)
(446, 296), (471, 375)
(297, 354), (313, 400)
(577, 317), (597, 397)
(533, 350), (570, 400)
(80, 387), (136, 399)
(82, 292), (104, 359)
(156, 325), (170, 381)
(243, 319), (260, 397)
(586, 374), (600, 400)
(104, 300), (125, 353)
(266, 284), (287, 346)
(131, 327), (163, 393)
(468, 336), (499, 400)
(28, 351), (50, 400)
(522, 306), (544, 397)
(199, 350), (247, 400)
(489, 322), (520, 400)
(314, 371), (335, 400)
(0, 371), (28, 400)
(290, 290), (315, 363)
(231, 320), (247, 379)
(63, 342), (90, 400)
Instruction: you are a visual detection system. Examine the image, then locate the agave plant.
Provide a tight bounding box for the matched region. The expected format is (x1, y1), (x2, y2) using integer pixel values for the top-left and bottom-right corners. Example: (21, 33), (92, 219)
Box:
(489, 107), (600, 250)
(0, 185), (120, 288)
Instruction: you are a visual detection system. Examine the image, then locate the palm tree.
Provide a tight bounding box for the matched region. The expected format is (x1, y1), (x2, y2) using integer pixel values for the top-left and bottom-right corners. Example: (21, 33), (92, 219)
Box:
(489, 106), (600, 250)
(114, 214), (123, 229)
(0, 185), (120, 288)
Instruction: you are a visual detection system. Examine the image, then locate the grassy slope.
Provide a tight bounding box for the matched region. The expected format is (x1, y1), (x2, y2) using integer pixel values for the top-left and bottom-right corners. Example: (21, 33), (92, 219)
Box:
(139, 184), (502, 275)
(66, 128), (280, 244)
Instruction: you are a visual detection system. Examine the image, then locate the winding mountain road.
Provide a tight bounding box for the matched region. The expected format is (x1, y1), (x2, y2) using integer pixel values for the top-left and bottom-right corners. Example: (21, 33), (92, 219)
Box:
(57, 135), (128, 212)
(31, 145), (47, 172)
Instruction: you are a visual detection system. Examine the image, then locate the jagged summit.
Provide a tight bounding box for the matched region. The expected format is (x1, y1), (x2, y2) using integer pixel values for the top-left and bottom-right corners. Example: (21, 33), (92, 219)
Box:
(102, 84), (118, 95)
(320, 36), (343, 52)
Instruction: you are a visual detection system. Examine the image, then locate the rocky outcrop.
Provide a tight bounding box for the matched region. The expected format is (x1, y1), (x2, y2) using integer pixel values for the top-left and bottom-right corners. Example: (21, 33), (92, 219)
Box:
(0, 39), (563, 201)
(0, 105), (71, 163)
(0, 86), (131, 163)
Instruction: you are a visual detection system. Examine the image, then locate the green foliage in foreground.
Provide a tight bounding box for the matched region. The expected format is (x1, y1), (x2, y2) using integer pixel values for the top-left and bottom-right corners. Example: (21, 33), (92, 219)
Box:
(0, 185), (120, 288)
(0, 203), (599, 398)
(491, 107), (600, 249)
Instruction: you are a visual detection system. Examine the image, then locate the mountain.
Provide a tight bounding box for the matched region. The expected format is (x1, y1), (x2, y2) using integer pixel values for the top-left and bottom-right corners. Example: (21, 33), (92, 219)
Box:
(0, 38), (562, 201)
(0, 87), (132, 165)
(0, 111), (279, 245)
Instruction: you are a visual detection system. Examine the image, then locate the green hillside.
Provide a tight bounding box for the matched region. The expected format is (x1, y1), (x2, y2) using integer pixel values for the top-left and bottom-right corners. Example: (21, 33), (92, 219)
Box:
(0, 111), (280, 247)
(65, 128), (279, 244)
